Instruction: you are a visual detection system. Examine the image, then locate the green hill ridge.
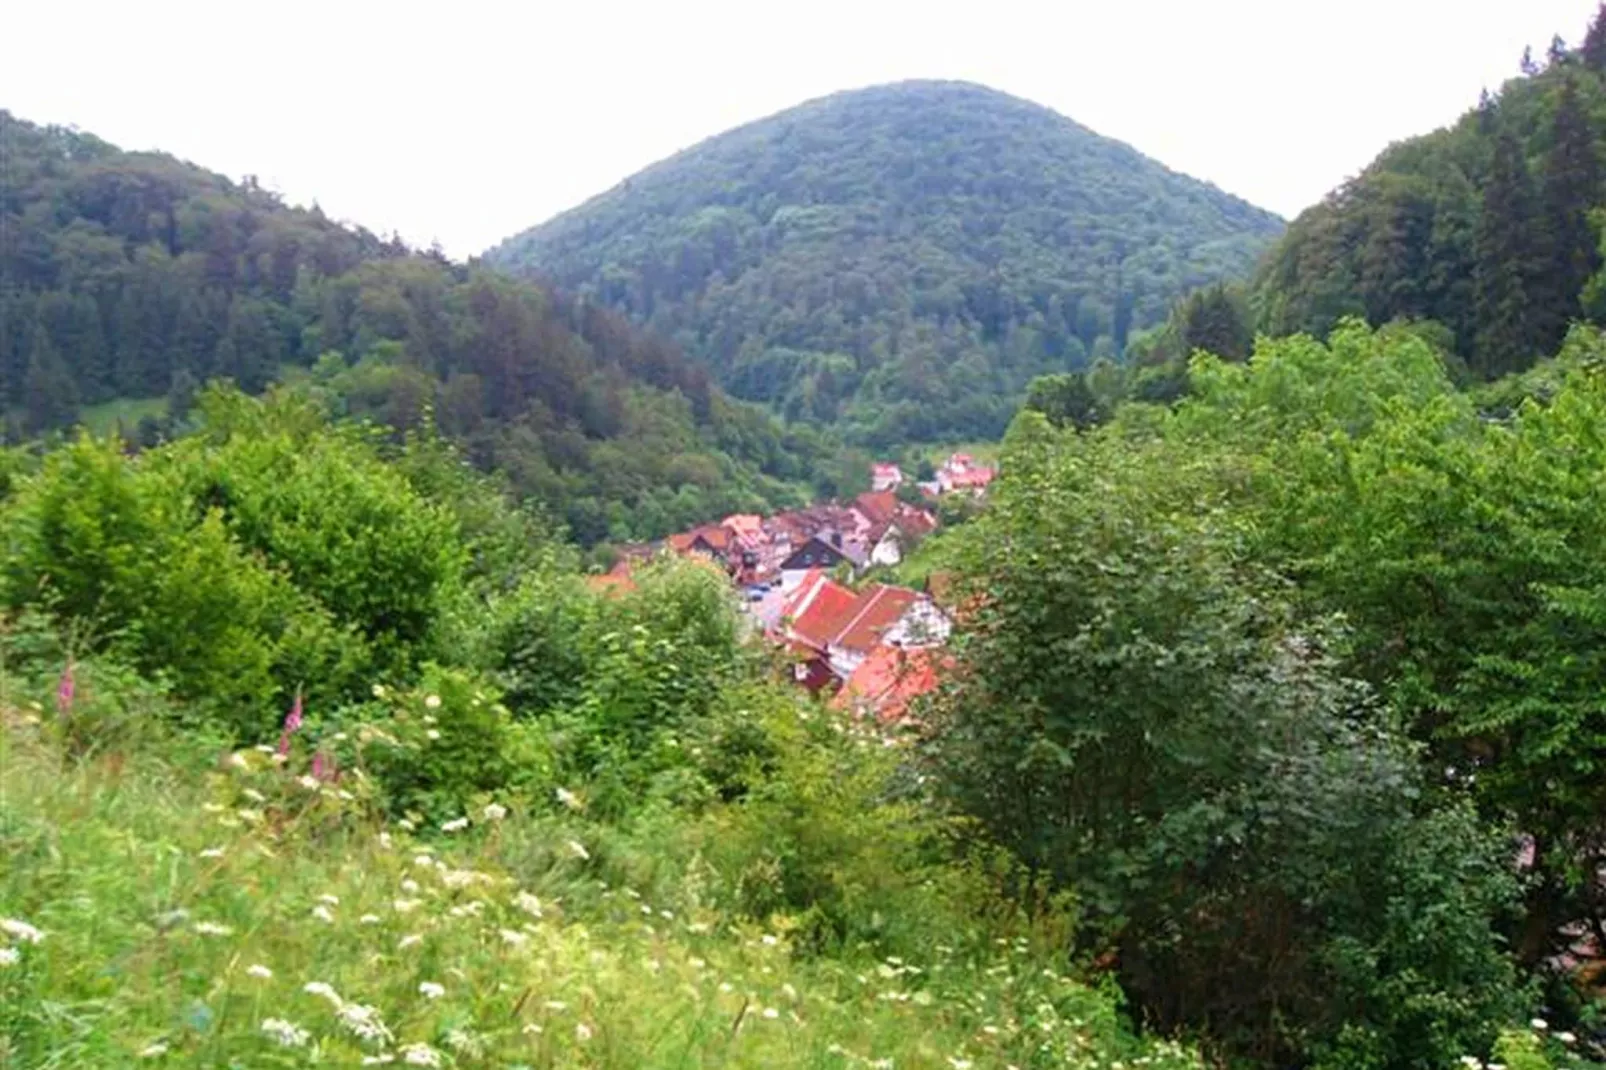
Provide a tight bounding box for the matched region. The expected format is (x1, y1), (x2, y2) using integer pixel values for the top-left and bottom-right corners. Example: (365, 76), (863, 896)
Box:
(485, 80), (1284, 444)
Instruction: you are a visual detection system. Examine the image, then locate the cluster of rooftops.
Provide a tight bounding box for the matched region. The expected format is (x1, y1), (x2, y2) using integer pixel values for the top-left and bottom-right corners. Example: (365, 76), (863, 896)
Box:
(589, 456), (995, 722)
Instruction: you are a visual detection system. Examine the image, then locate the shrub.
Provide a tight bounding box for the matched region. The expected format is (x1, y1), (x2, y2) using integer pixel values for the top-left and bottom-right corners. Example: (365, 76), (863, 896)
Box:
(356, 667), (552, 822)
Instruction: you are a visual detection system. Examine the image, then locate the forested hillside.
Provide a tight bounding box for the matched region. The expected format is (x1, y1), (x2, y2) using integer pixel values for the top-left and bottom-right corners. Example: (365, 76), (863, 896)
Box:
(487, 81), (1283, 444)
(1254, 9), (1606, 378)
(0, 111), (852, 543)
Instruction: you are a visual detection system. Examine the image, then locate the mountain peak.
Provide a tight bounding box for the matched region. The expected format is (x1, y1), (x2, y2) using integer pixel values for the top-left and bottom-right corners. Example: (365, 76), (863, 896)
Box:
(488, 82), (1282, 444)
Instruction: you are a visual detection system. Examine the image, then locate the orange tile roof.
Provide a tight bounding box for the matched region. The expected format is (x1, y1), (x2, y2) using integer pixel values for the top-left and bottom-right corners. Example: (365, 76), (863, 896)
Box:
(854, 490), (899, 528)
(782, 571), (861, 650)
(834, 646), (943, 723)
(829, 584), (921, 653)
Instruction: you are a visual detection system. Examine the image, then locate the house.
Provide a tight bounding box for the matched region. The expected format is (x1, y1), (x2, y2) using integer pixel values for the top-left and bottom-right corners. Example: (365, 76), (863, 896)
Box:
(666, 524), (733, 564)
(870, 462), (904, 492)
(585, 557), (638, 598)
(936, 453), (996, 495)
(778, 533), (866, 590)
(834, 645), (943, 724)
(776, 570), (861, 692)
(820, 583), (949, 679)
(850, 491), (937, 567)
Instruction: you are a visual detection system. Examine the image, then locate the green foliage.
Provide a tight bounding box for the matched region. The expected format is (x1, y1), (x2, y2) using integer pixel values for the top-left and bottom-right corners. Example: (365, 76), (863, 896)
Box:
(488, 81), (1283, 445)
(1254, 15), (1606, 380)
(0, 109), (838, 543)
(357, 667), (551, 822)
(927, 403), (1527, 1065)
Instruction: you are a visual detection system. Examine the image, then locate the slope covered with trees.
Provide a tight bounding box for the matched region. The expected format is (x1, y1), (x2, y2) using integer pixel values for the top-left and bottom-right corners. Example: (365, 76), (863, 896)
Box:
(1253, 8), (1606, 379)
(0, 111), (852, 544)
(487, 81), (1284, 444)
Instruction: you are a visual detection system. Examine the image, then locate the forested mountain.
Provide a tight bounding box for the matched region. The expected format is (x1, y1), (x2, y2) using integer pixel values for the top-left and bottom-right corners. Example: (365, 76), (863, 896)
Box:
(1254, 9), (1606, 378)
(0, 111), (850, 544)
(486, 81), (1284, 444)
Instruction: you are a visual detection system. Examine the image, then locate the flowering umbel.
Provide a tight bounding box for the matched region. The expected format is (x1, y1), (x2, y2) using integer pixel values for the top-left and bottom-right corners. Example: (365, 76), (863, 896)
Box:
(277, 690), (304, 756)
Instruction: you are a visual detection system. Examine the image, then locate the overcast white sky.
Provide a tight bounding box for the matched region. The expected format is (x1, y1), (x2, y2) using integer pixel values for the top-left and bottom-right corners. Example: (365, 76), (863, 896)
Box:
(3, 0), (1597, 257)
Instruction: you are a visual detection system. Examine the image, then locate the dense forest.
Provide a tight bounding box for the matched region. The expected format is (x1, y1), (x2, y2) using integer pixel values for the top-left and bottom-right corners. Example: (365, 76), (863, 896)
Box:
(487, 81), (1283, 444)
(1253, 10), (1606, 378)
(0, 111), (857, 544)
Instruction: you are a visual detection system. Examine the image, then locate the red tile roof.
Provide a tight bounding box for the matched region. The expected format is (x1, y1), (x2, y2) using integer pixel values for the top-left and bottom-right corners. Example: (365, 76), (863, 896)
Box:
(834, 646), (943, 723)
(829, 584), (921, 653)
(783, 571), (861, 650)
(854, 490), (899, 528)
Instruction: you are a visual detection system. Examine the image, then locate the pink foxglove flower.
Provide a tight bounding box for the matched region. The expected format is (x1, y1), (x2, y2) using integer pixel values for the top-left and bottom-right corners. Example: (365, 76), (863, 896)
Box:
(55, 663), (75, 715)
(277, 691), (304, 756)
(312, 749), (338, 783)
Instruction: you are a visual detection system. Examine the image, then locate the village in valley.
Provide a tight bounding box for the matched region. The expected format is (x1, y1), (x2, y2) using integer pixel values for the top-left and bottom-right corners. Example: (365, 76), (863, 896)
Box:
(590, 452), (996, 722)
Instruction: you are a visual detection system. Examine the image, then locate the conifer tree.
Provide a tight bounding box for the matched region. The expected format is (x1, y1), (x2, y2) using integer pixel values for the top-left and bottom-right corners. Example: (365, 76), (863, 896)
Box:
(1474, 130), (1541, 377)
(1584, 4), (1606, 70)
(23, 324), (80, 433)
(1537, 77), (1603, 351)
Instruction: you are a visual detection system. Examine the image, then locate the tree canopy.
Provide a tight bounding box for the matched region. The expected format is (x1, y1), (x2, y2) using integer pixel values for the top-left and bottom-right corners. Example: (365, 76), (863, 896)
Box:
(0, 110), (853, 543)
(487, 81), (1284, 445)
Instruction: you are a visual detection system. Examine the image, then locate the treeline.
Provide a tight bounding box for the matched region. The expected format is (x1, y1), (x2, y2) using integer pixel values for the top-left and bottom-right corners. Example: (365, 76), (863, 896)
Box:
(1253, 7), (1606, 379)
(488, 81), (1283, 446)
(0, 111), (855, 543)
(935, 321), (1606, 1067)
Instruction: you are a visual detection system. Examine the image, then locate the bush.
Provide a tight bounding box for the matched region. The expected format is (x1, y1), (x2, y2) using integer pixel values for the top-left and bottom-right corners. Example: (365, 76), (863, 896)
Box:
(356, 666), (552, 822)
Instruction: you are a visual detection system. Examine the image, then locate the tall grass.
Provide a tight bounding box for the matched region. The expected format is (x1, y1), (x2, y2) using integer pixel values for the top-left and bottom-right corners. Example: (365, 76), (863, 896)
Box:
(0, 690), (1197, 1069)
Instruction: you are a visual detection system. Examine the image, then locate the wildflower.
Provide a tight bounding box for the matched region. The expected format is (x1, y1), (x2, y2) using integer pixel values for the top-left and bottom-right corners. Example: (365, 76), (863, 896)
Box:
(761, 934), (778, 946)
(304, 981), (343, 1005)
(544, 1000), (569, 1011)
(397, 818), (417, 832)
(137, 1040), (168, 1058)
(575, 1022), (594, 1042)
(424, 694), (441, 709)
(398, 933), (423, 950)
(193, 921), (233, 936)
(298, 775), (320, 791)
(425, 729), (441, 741)
(439, 868), (479, 889)
(412, 854), (433, 867)
(1532, 1018), (1549, 1031)
(499, 928), (530, 947)
(400, 878), (420, 894)
(482, 802), (507, 822)
(515, 891), (543, 918)
(555, 787), (583, 810)
(277, 691), (304, 757)
(762, 1007), (779, 1019)
(522, 1023), (544, 1035)
(948, 1060), (973, 1070)
(241, 787), (267, 803)
(260, 1018), (310, 1047)
(444, 1028), (481, 1054)
(318, 894), (341, 906)
(401, 1043), (443, 1066)
(56, 662), (75, 716)
(362, 1057), (396, 1066)
(440, 817), (469, 834)
(418, 980), (445, 999)
(372, 684), (387, 699)
(228, 752), (250, 770)
(378, 832), (392, 849)
(360, 914), (380, 925)
(336, 1002), (393, 1045)
(1558, 1031), (1578, 1044)
(312, 904), (336, 923)
(393, 898), (421, 914)
(198, 847), (225, 859)
(0, 919), (44, 944)
(566, 839), (590, 861)
(247, 964), (273, 979)
(0, 947), (20, 966)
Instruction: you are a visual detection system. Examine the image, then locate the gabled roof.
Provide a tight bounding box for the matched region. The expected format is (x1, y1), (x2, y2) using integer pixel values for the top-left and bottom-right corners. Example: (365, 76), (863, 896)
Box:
(834, 645), (943, 723)
(668, 524), (732, 555)
(853, 490), (899, 528)
(829, 584), (922, 653)
(782, 570), (861, 650)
